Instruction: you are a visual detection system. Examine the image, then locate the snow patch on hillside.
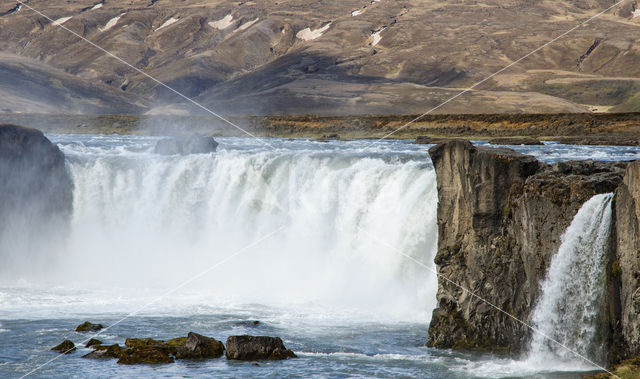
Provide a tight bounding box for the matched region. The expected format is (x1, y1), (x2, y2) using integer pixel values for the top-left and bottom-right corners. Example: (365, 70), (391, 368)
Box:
(296, 22), (331, 41)
(53, 16), (72, 26)
(156, 17), (179, 31)
(237, 18), (259, 31)
(209, 14), (233, 29)
(371, 27), (385, 46)
(100, 13), (126, 32)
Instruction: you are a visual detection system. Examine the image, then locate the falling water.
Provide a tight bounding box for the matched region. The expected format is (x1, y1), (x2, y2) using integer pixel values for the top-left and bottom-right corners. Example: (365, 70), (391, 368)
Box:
(0, 136), (439, 321)
(527, 193), (614, 367)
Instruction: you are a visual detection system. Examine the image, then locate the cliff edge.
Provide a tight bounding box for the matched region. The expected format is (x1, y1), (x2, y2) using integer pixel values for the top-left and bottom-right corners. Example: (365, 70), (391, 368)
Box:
(427, 140), (625, 353)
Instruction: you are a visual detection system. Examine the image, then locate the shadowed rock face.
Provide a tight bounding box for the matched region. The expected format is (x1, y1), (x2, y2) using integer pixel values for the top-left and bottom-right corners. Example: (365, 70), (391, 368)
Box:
(427, 140), (625, 353)
(0, 124), (72, 272)
(614, 161), (640, 359)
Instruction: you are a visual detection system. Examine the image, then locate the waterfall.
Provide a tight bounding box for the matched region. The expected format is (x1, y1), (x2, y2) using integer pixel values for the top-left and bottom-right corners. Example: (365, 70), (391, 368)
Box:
(527, 193), (614, 367)
(5, 138), (439, 321)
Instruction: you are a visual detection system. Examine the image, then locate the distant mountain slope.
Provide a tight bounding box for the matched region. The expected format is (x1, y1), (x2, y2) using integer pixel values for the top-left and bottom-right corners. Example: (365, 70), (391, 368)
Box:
(0, 0), (639, 115)
(0, 53), (147, 113)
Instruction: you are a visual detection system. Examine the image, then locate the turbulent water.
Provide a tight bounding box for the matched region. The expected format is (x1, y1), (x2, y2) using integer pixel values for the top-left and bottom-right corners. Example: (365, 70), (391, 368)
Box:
(1, 136), (639, 378)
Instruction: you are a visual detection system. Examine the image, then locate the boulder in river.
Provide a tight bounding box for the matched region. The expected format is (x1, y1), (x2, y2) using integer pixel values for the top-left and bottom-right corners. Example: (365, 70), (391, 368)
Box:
(225, 335), (296, 360)
(75, 321), (104, 332)
(51, 340), (76, 354)
(174, 332), (224, 359)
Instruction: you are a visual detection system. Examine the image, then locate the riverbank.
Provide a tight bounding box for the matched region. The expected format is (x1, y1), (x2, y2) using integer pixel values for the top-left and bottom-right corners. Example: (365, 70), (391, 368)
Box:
(1, 113), (639, 144)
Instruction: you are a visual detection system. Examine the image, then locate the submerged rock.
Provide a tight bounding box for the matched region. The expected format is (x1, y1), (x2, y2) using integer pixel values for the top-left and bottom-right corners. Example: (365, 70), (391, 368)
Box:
(488, 137), (543, 145)
(174, 332), (224, 359)
(51, 340), (76, 354)
(154, 135), (218, 155)
(75, 321), (104, 332)
(225, 335), (296, 360)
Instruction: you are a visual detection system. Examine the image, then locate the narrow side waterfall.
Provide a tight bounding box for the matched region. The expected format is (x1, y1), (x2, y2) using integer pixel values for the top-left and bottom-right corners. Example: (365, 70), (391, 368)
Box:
(0, 137), (439, 321)
(527, 193), (614, 367)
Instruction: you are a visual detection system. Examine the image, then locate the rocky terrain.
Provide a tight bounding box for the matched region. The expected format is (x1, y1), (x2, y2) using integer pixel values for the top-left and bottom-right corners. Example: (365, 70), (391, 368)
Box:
(0, 0), (639, 115)
(51, 321), (296, 365)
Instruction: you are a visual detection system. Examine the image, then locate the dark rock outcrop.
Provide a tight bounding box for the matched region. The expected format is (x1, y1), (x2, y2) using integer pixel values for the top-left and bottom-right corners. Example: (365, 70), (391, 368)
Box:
(174, 332), (224, 359)
(0, 124), (72, 268)
(75, 321), (104, 332)
(225, 335), (296, 360)
(51, 340), (76, 354)
(154, 135), (218, 155)
(427, 140), (625, 353)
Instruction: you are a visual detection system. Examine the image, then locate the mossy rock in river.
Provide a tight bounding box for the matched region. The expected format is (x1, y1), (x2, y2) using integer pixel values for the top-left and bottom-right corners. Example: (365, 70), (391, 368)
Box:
(124, 337), (164, 349)
(51, 340), (76, 354)
(85, 338), (102, 348)
(117, 346), (175, 365)
(174, 332), (224, 359)
(83, 344), (126, 360)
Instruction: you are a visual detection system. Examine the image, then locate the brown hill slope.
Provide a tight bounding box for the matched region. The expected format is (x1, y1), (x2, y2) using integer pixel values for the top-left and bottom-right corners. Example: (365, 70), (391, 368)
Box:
(0, 0), (639, 115)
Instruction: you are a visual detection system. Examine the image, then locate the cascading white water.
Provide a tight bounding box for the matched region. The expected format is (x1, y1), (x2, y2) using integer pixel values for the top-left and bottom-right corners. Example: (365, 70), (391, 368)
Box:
(15, 138), (439, 321)
(526, 193), (614, 367)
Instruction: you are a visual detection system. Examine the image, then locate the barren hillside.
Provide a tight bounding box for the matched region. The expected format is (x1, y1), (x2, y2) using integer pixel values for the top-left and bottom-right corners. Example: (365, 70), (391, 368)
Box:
(0, 0), (639, 115)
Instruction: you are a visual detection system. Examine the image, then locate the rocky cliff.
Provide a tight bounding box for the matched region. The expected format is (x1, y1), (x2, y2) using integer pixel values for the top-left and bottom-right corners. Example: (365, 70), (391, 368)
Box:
(427, 140), (625, 353)
(0, 124), (72, 273)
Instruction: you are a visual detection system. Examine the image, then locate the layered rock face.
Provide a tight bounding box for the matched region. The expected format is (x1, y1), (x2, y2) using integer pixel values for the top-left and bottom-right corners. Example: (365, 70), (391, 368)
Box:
(614, 161), (640, 358)
(0, 124), (72, 270)
(427, 140), (625, 352)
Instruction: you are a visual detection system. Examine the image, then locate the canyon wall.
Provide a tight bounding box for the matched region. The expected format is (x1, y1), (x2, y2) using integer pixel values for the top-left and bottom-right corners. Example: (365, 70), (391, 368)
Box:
(427, 140), (625, 353)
